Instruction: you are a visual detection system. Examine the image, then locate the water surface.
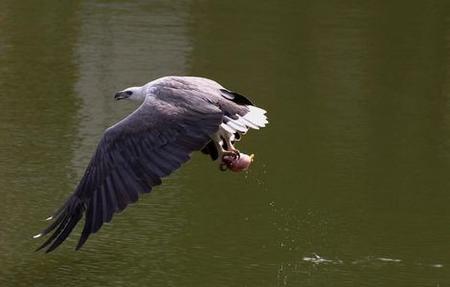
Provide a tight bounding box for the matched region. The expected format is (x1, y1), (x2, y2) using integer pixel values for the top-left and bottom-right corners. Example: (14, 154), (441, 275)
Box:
(0, 1), (449, 286)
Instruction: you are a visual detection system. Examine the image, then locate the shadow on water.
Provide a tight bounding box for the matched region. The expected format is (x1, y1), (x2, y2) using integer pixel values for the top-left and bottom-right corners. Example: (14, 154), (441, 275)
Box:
(0, 0), (449, 286)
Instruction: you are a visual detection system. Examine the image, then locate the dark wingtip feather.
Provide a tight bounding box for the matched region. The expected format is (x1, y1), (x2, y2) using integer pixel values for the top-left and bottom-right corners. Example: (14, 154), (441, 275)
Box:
(45, 211), (83, 253)
(75, 234), (89, 251)
(35, 196), (85, 253)
(220, 89), (254, 106)
(35, 214), (70, 252)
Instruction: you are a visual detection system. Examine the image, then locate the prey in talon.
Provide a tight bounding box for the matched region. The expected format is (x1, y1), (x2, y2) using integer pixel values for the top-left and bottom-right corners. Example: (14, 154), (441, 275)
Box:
(222, 152), (254, 172)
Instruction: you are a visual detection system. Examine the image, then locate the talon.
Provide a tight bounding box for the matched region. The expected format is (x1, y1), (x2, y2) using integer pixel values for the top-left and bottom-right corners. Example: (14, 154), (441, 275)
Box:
(222, 149), (240, 161)
(219, 163), (228, 171)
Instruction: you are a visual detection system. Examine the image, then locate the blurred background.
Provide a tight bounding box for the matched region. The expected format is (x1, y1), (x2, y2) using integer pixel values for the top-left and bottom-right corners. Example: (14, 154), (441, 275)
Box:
(0, 1), (449, 286)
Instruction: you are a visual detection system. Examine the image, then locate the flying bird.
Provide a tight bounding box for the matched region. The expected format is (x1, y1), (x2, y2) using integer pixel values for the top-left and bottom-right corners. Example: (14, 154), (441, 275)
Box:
(34, 76), (268, 252)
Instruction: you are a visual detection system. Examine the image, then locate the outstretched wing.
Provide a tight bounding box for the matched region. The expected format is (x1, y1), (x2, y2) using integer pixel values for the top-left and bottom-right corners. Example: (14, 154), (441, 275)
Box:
(35, 96), (223, 252)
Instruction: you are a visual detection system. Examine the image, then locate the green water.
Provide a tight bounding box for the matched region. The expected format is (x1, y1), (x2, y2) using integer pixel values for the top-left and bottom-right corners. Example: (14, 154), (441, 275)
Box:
(0, 1), (449, 286)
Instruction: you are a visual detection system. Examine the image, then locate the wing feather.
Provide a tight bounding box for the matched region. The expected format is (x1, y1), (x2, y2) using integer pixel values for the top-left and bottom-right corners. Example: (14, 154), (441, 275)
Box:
(36, 96), (223, 252)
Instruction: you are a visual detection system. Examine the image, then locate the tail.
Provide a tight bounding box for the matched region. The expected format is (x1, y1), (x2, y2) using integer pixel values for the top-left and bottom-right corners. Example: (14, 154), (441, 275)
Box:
(34, 196), (85, 253)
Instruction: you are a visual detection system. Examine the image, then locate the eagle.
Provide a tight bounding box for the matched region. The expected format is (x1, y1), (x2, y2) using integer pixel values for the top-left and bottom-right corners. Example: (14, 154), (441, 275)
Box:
(34, 76), (268, 252)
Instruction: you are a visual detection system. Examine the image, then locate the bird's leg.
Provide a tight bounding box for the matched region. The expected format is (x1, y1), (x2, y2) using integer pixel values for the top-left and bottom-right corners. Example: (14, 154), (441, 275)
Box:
(212, 138), (230, 171)
(212, 136), (238, 160)
(212, 129), (240, 171)
(218, 129), (240, 159)
(221, 137), (240, 160)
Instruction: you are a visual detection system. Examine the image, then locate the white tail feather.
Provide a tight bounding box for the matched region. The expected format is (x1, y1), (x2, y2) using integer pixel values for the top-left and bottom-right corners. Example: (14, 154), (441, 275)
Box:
(244, 105), (268, 127)
(226, 121), (247, 133)
(240, 118), (259, 129)
(220, 123), (235, 134)
(220, 105), (268, 138)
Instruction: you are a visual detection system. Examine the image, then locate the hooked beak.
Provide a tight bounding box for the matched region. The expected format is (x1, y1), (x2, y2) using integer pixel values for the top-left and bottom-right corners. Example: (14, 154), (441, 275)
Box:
(114, 91), (129, 101)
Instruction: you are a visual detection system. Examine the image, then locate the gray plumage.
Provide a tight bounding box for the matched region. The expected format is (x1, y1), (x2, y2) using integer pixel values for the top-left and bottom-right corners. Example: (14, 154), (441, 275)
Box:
(35, 76), (268, 252)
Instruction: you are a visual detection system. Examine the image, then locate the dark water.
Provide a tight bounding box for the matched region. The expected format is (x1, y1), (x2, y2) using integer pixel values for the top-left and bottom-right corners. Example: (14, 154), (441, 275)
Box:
(1, 1), (449, 286)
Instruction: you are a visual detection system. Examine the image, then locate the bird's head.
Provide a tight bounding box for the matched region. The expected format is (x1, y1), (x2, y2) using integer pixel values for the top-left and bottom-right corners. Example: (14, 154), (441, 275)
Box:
(114, 86), (145, 102)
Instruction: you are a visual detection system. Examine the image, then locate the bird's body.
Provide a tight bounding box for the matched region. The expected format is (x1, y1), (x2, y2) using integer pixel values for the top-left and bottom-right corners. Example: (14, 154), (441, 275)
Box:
(35, 76), (268, 252)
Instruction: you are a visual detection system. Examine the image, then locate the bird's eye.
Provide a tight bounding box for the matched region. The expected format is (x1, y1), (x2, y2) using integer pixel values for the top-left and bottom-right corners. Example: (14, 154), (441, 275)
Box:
(125, 91), (133, 96)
